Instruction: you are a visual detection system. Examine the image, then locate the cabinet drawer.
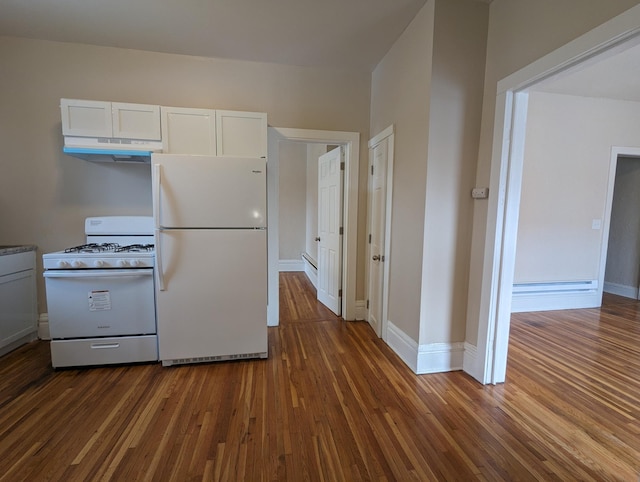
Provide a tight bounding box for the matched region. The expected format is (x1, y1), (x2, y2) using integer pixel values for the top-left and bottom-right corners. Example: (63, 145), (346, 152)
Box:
(51, 335), (158, 368)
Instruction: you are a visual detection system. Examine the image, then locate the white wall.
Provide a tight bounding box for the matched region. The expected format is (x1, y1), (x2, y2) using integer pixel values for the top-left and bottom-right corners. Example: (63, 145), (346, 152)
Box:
(278, 142), (307, 262)
(515, 92), (640, 284)
(0, 36), (371, 312)
(465, 0), (640, 346)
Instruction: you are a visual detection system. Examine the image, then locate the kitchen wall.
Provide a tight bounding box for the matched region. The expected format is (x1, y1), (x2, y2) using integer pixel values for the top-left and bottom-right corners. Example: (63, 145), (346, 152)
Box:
(465, 0), (640, 346)
(515, 92), (640, 287)
(0, 36), (371, 312)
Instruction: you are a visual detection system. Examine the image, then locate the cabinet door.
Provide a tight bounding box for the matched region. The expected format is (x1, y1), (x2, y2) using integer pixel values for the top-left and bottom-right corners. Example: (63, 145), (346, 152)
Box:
(216, 110), (267, 158)
(61, 99), (113, 137)
(0, 270), (37, 348)
(112, 102), (161, 140)
(161, 107), (217, 155)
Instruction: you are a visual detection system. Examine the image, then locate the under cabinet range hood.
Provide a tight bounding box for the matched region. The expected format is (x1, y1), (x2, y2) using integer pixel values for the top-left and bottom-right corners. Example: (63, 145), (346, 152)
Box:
(62, 137), (162, 163)
(60, 98), (163, 163)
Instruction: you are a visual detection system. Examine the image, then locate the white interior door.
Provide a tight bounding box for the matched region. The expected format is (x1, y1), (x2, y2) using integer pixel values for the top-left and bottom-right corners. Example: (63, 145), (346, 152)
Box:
(317, 146), (343, 315)
(367, 138), (389, 336)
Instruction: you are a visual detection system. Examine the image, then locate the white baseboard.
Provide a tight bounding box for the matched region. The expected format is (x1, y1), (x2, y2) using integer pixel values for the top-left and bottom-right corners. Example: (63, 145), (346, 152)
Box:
(417, 342), (464, 374)
(511, 280), (600, 312)
(279, 259), (304, 272)
(603, 281), (638, 299)
(386, 320), (464, 374)
(462, 342), (481, 382)
(38, 313), (50, 340)
(355, 300), (366, 321)
(386, 321), (418, 372)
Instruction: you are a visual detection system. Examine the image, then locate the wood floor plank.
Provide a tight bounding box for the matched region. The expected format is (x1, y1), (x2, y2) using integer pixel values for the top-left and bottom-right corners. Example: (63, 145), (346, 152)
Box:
(1, 276), (639, 480)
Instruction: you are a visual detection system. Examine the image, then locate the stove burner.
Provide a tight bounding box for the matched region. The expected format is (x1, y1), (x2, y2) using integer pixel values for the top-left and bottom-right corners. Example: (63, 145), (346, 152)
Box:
(116, 244), (154, 253)
(65, 243), (120, 253)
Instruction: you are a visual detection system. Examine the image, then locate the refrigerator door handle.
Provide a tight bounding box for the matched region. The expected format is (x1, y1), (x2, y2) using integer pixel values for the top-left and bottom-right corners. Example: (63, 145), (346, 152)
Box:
(155, 229), (165, 291)
(153, 164), (166, 291)
(153, 163), (162, 230)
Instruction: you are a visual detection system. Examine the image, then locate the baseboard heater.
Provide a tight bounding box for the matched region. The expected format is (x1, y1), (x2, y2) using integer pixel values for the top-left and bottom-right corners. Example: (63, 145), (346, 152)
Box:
(302, 252), (317, 270)
(512, 280), (598, 295)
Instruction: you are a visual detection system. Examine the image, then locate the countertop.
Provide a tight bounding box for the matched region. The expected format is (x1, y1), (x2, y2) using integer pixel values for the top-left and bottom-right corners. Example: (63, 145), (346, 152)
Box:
(0, 245), (37, 256)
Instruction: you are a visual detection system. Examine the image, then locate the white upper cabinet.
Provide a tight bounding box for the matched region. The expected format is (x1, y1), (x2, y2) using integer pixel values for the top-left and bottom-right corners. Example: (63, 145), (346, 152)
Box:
(111, 102), (161, 140)
(161, 107), (217, 155)
(61, 99), (113, 137)
(61, 99), (161, 141)
(216, 110), (267, 158)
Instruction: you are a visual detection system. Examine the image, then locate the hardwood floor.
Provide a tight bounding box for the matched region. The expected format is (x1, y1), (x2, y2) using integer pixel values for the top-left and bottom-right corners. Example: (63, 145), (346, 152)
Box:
(1, 273), (639, 481)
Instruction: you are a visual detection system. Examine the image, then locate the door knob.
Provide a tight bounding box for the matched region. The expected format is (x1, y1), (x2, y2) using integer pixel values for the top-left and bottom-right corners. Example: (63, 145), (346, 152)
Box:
(315, 237), (321, 242)
(372, 254), (381, 261)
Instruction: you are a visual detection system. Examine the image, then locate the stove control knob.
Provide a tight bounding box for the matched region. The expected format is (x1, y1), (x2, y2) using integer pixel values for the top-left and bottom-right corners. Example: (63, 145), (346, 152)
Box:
(57, 260), (70, 268)
(94, 260), (105, 268)
(72, 260), (85, 268)
(118, 260), (129, 267)
(130, 260), (142, 267)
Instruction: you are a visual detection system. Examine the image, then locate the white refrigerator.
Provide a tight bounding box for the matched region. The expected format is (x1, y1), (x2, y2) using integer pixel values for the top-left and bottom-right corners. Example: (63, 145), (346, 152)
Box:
(152, 154), (268, 366)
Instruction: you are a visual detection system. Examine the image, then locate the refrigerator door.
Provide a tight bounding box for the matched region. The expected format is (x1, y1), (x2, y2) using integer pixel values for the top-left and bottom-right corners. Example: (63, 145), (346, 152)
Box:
(156, 229), (267, 363)
(152, 154), (266, 229)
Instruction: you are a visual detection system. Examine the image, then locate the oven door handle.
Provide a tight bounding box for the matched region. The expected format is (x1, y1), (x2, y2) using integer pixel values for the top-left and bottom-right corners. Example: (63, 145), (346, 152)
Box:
(43, 269), (153, 279)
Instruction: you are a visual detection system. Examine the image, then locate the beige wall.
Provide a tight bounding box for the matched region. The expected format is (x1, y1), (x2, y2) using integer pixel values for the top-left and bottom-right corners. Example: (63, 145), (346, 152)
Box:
(0, 36), (371, 312)
(370, 0), (487, 346)
(370, 1), (435, 341)
(421, 0), (488, 345)
(465, 0), (640, 345)
(516, 92), (640, 283)
(278, 141), (307, 260)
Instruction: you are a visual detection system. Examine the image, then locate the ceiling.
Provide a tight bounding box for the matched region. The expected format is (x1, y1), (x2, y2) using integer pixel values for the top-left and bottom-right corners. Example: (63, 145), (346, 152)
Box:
(0, 0), (431, 72)
(1, 0), (634, 97)
(533, 39), (640, 102)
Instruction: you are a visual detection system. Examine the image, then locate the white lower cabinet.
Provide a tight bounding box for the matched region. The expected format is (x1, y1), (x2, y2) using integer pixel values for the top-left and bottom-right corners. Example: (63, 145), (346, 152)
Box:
(0, 250), (38, 356)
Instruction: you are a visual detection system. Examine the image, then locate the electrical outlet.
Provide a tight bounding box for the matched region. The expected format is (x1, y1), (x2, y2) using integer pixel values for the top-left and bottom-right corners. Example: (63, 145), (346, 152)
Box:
(471, 187), (489, 199)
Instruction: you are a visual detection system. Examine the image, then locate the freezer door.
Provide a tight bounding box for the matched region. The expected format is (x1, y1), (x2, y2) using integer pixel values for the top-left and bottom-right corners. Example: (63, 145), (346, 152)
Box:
(152, 154), (266, 228)
(156, 229), (267, 361)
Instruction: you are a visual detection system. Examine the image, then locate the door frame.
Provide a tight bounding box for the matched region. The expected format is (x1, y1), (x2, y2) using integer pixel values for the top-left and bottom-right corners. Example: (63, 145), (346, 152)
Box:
(266, 127), (360, 326)
(365, 125), (394, 341)
(471, 5), (640, 384)
(601, 147), (640, 298)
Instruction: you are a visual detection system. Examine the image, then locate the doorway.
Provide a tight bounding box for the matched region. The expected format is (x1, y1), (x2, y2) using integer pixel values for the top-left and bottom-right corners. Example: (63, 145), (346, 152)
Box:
(603, 154), (640, 299)
(277, 142), (343, 315)
(473, 8), (640, 384)
(366, 125), (394, 341)
(266, 127), (360, 326)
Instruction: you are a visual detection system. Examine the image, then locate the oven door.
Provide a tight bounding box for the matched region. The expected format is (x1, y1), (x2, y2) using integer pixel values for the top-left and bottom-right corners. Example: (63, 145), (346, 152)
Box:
(44, 269), (155, 339)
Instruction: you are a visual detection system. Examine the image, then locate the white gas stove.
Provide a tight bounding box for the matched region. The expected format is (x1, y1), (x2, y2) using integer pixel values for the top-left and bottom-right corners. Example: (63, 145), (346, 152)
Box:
(43, 216), (158, 368)
(43, 216), (155, 270)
